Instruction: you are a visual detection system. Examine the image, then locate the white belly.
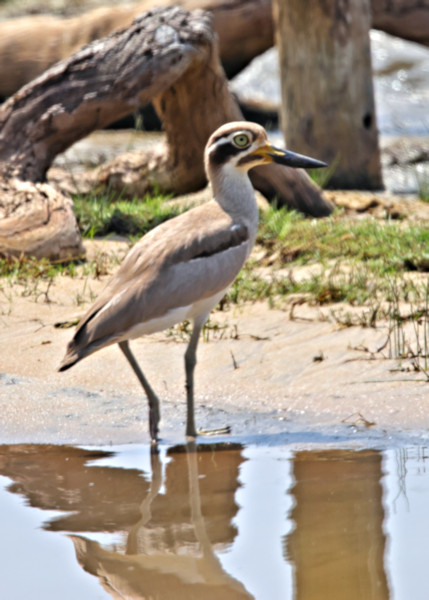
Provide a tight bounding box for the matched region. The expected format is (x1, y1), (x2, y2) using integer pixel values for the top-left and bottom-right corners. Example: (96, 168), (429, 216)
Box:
(124, 286), (229, 340)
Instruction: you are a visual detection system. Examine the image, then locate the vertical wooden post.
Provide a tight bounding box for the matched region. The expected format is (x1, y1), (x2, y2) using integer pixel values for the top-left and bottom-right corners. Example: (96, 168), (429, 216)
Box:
(274, 0), (383, 190)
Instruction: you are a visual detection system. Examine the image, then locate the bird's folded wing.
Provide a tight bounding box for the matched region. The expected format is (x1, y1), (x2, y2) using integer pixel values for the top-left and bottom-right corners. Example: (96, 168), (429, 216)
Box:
(69, 202), (250, 350)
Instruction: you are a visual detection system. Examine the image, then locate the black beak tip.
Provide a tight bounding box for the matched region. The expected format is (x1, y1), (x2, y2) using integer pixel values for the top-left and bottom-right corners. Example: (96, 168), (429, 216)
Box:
(269, 148), (328, 170)
(308, 158), (329, 169)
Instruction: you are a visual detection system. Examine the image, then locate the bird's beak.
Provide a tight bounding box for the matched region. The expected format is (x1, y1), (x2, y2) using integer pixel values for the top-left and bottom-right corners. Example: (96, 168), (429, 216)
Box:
(256, 144), (328, 169)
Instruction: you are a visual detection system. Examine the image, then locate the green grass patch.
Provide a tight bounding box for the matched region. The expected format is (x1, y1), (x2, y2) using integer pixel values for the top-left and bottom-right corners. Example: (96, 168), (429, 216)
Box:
(225, 259), (427, 311)
(258, 206), (429, 270)
(0, 254), (78, 280)
(3, 192), (429, 312)
(72, 191), (183, 239)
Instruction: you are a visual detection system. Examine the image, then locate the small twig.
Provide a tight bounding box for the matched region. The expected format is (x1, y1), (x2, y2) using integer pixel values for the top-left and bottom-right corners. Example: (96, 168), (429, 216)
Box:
(341, 412), (375, 428)
(230, 350), (239, 370)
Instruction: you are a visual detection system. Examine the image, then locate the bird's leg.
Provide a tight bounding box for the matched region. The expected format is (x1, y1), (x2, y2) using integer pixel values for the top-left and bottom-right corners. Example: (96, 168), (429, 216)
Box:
(184, 317), (231, 438)
(184, 320), (203, 438)
(118, 340), (160, 443)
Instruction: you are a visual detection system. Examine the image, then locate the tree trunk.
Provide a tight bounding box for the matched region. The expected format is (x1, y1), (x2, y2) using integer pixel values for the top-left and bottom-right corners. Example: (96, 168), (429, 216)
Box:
(274, 0), (383, 190)
(0, 5), (332, 260)
(96, 24), (243, 197)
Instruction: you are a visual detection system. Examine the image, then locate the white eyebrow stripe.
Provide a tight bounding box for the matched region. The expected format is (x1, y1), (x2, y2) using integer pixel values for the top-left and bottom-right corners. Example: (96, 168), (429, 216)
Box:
(207, 136), (232, 153)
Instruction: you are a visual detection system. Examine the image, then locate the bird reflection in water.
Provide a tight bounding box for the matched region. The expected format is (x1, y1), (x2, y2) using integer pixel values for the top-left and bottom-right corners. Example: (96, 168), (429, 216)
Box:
(0, 443), (392, 599)
(0, 441), (252, 599)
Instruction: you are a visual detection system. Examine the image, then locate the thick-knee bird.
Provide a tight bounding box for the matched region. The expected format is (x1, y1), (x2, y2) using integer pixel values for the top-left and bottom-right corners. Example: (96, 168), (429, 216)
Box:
(59, 121), (326, 441)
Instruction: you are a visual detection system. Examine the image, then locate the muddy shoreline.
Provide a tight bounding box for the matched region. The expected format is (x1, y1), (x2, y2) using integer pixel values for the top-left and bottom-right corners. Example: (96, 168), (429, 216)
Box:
(2, 237), (429, 449)
(1, 2), (429, 449)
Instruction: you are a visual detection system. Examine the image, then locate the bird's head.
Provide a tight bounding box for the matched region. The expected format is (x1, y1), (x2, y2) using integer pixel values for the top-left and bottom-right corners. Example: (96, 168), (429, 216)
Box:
(205, 121), (327, 175)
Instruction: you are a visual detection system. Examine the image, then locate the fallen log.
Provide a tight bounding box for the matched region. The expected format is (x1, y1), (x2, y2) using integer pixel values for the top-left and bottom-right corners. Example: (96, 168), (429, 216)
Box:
(0, 6), (332, 259)
(371, 0), (429, 47)
(0, 0), (273, 100)
(0, 180), (84, 260)
(0, 7), (214, 182)
(0, 0), (428, 100)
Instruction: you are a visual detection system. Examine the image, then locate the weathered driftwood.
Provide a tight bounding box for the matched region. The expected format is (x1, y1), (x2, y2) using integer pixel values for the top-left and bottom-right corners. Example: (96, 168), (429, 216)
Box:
(0, 6), (215, 259)
(0, 180), (84, 260)
(0, 0), (428, 100)
(0, 6), (332, 259)
(371, 0), (429, 47)
(0, 0), (273, 100)
(274, 0), (383, 190)
(0, 7), (217, 259)
(96, 11), (243, 197)
(0, 8), (217, 182)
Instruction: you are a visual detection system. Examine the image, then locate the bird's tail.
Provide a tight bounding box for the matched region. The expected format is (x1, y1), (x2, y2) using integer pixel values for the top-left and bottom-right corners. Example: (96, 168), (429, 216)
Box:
(58, 333), (115, 372)
(58, 342), (82, 372)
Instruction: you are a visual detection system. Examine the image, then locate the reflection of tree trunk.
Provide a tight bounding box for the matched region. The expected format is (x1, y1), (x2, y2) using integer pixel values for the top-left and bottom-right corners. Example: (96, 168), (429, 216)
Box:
(274, 0), (383, 190)
(288, 449), (389, 600)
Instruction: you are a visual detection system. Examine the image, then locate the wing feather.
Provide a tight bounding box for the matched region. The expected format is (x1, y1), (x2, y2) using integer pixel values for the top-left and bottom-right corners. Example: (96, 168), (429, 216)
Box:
(59, 202), (250, 370)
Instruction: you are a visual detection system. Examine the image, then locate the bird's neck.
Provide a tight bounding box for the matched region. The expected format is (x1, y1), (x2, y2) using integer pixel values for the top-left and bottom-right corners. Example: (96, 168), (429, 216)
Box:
(209, 164), (259, 234)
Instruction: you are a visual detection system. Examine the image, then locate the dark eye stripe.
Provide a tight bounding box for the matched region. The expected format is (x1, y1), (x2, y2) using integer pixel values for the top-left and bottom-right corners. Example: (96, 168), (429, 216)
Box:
(208, 142), (243, 166)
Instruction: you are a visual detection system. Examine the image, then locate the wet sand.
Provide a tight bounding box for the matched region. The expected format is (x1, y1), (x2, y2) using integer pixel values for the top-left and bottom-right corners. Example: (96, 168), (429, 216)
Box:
(1, 238), (429, 448)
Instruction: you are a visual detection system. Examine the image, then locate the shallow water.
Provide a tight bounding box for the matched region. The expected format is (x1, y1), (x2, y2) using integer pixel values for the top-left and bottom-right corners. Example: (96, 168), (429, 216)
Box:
(0, 441), (428, 599)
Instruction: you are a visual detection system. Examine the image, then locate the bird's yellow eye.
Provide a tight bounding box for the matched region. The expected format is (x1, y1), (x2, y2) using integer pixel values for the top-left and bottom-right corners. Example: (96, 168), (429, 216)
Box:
(233, 133), (250, 148)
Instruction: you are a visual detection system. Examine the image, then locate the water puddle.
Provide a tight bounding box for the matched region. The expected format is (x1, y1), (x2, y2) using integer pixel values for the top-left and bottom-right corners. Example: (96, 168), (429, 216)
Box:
(0, 442), (428, 599)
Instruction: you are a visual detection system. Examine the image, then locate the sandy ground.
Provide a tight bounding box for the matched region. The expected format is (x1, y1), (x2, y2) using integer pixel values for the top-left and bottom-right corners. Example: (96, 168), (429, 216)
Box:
(1, 239), (429, 449)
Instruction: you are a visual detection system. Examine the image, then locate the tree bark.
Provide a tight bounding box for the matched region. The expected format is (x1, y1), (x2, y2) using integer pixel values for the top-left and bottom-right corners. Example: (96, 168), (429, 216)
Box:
(0, 5), (332, 259)
(274, 0), (383, 190)
(0, 0), (273, 100)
